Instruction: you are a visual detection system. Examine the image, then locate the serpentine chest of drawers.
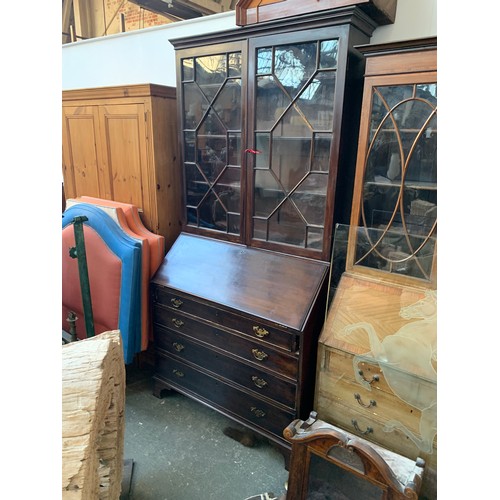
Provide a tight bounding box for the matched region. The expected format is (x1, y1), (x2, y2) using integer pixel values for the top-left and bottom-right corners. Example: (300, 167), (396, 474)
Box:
(151, 232), (329, 459)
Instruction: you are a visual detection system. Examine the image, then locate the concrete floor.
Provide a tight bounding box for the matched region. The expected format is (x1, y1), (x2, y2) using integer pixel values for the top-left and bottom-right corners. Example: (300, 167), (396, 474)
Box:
(122, 367), (289, 500)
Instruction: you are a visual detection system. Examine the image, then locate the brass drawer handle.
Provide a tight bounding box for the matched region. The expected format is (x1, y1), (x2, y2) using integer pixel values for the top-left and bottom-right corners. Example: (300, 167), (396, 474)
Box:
(172, 369), (184, 378)
(251, 348), (268, 361)
(253, 326), (269, 338)
(351, 419), (373, 435)
(354, 393), (376, 408)
(252, 376), (268, 389)
(358, 370), (379, 385)
(171, 298), (183, 309)
(173, 342), (184, 352)
(250, 406), (266, 418)
(171, 318), (184, 328)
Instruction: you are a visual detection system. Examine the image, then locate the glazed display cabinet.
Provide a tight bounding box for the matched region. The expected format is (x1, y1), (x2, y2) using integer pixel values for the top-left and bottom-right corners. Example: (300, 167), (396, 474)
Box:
(172, 6), (384, 261)
(346, 38), (437, 287)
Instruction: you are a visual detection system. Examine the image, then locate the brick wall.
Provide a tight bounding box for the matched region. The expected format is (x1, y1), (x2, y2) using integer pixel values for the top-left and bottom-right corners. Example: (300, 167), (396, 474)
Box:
(103, 0), (173, 35)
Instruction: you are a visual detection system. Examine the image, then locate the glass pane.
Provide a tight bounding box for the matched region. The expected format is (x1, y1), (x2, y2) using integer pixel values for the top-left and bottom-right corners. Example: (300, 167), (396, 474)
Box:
(319, 39), (339, 69)
(271, 137), (311, 192)
(182, 58), (194, 81)
(257, 47), (272, 75)
(199, 109), (226, 136)
(312, 134), (332, 172)
(298, 71), (336, 130)
(254, 169), (284, 217)
(185, 163), (208, 207)
(196, 54), (226, 85)
(184, 131), (195, 162)
(183, 82), (208, 129)
(275, 43), (317, 100)
(213, 79), (242, 130)
(253, 218), (268, 240)
(227, 213), (240, 234)
(277, 105), (311, 138)
(256, 75), (289, 131)
(228, 52), (242, 77)
(255, 133), (270, 169)
(268, 199), (306, 246)
(228, 133), (241, 166)
(214, 167), (241, 213)
(306, 226), (323, 250)
(199, 191), (226, 230)
(291, 173), (328, 226)
(186, 206), (198, 226)
(405, 114), (437, 184)
(196, 135), (226, 182)
(416, 83), (437, 105)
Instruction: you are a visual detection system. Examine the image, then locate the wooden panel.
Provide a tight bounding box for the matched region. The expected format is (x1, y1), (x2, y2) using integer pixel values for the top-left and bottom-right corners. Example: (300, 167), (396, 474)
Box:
(154, 352), (296, 438)
(154, 325), (297, 407)
(365, 48), (437, 77)
(314, 393), (437, 470)
(152, 308), (298, 376)
(151, 233), (329, 331)
(152, 287), (296, 351)
(97, 103), (151, 225)
(62, 106), (102, 200)
(235, 0), (397, 26)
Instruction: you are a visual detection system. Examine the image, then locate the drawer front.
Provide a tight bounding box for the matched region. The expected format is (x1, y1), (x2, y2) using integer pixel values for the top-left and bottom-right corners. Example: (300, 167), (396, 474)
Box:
(153, 306), (298, 379)
(155, 351), (296, 439)
(316, 368), (426, 438)
(155, 324), (297, 408)
(315, 395), (437, 470)
(153, 285), (295, 350)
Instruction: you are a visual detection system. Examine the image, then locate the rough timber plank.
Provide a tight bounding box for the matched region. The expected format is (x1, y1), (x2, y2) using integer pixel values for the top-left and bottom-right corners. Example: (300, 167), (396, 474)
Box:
(62, 330), (126, 499)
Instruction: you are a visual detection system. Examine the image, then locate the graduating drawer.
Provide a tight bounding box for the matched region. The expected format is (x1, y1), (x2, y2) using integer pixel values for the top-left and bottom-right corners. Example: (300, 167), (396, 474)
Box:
(152, 285), (296, 351)
(315, 395), (437, 470)
(154, 324), (297, 408)
(153, 307), (298, 379)
(155, 351), (296, 439)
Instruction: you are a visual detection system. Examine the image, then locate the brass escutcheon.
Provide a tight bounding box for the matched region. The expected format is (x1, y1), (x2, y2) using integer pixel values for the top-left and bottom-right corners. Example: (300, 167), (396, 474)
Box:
(172, 369), (184, 377)
(251, 407), (266, 418)
(253, 325), (269, 338)
(171, 318), (184, 328)
(252, 376), (268, 389)
(173, 342), (184, 352)
(251, 348), (268, 361)
(171, 298), (183, 308)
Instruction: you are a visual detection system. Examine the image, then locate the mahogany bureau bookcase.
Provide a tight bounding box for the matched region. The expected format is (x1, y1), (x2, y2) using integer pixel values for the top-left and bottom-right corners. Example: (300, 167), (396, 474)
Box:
(151, 3), (397, 461)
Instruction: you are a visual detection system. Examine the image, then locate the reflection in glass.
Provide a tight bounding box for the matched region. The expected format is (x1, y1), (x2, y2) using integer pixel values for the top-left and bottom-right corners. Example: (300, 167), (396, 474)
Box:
(251, 39), (338, 252)
(182, 51), (243, 235)
(355, 82), (437, 281)
(306, 453), (383, 499)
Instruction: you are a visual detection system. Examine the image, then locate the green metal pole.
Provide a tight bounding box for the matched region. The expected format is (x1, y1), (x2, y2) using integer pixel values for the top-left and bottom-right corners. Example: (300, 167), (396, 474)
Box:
(69, 216), (95, 338)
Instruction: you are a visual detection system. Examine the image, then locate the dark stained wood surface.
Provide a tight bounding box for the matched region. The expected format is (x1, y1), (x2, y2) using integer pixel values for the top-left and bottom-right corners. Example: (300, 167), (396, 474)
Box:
(152, 233), (329, 331)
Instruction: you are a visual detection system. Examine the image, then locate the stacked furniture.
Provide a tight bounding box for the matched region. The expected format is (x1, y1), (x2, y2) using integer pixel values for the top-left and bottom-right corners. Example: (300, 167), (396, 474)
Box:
(62, 198), (165, 363)
(151, 1), (397, 461)
(315, 37), (437, 484)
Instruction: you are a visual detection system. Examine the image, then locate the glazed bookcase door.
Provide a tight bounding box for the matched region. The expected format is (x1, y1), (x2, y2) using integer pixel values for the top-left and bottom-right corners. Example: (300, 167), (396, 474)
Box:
(178, 42), (246, 241)
(347, 71), (437, 287)
(246, 28), (348, 260)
